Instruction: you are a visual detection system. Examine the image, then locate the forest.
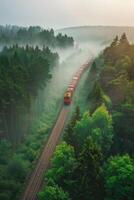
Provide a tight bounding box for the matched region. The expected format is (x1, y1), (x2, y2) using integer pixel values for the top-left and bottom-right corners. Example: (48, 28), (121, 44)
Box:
(0, 45), (60, 200)
(0, 25), (75, 199)
(39, 34), (134, 200)
(0, 25), (74, 48)
(0, 45), (59, 140)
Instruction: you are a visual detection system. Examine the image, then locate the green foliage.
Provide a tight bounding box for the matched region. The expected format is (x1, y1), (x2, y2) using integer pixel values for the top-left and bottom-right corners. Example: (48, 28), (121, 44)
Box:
(89, 34), (134, 155)
(102, 94), (112, 108)
(71, 105), (113, 154)
(0, 97), (61, 200)
(103, 155), (134, 200)
(110, 35), (118, 47)
(74, 111), (91, 149)
(0, 45), (58, 106)
(0, 25), (74, 200)
(89, 81), (112, 112)
(89, 81), (103, 102)
(42, 34), (134, 200)
(84, 34), (134, 200)
(0, 151), (29, 199)
(64, 106), (81, 152)
(46, 142), (76, 189)
(0, 25), (74, 48)
(102, 35), (134, 104)
(103, 33), (130, 64)
(91, 104), (113, 153)
(113, 103), (134, 154)
(0, 179), (21, 200)
(0, 193), (10, 200)
(0, 45), (58, 138)
(40, 139), (103, 200)
(0, 140), (12, 164)
(126, 81), (134, 103)
(7, 155), (30, 182)
(119, 33), (129, 46)
(56, 33), (74, 48)
(38, 184), (70, 200)
(76, 138), (103, 200)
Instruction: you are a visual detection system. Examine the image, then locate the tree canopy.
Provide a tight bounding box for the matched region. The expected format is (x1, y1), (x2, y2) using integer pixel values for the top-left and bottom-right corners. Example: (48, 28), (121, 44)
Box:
(0, 45), (59, 139)
(103, 155), (134, 200)
(46, 142), (77, 190)
(39, 184), (70, 200)
(0, 25), (74, 48)
(48, 34), (134, 200)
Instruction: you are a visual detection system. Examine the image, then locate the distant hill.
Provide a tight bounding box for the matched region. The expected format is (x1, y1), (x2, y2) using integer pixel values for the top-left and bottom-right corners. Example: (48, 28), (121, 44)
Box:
(56, 26), (134, 45)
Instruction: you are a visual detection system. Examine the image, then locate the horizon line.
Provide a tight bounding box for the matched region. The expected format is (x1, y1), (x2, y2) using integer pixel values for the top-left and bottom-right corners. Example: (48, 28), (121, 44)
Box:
(1, 24), (134, 30)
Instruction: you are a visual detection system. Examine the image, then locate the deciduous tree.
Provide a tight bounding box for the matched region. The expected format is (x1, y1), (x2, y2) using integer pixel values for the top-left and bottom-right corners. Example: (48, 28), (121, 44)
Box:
(103, 155), (134, 200)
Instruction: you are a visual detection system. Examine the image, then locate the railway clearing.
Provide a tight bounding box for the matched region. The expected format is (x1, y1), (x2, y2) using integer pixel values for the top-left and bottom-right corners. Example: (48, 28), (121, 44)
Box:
(22, 59), (92, 200)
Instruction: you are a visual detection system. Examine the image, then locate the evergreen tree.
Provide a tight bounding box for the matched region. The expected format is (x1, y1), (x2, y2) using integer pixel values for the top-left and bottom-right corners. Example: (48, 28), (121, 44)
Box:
(76, 138), (103, 200)
(74, 111), (91, 151)
(64, 106), (81, 152)
(111, 35), (118, 47)
(119, 33), (129, 45)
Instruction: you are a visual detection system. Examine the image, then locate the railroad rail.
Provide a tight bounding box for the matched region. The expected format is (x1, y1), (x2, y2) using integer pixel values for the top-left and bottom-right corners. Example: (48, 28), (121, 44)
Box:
(22, 58), (92, 200)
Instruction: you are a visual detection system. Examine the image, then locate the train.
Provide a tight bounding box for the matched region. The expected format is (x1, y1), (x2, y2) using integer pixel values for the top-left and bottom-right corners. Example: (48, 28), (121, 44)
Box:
(64, 59), (92, 105)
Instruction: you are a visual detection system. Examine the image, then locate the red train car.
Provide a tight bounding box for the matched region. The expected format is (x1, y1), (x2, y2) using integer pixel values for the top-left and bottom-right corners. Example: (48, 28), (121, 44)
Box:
(64, 59), (92, 105)
(64, 91), (72, 105)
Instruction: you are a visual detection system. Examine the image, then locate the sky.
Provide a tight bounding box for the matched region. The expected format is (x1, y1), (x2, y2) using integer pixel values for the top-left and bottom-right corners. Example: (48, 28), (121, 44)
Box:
(0, 0), (134, 29)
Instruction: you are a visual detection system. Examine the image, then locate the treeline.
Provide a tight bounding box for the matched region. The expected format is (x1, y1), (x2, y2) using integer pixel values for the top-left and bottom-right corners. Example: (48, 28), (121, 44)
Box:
(0, 45), (59, 139)
(91, 33), (134, 154)
(0, 25), (74, 48)
(39, 34), (134, 200)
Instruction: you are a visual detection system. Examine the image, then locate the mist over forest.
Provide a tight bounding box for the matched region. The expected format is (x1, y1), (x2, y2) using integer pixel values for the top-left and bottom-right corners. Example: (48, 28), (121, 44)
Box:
(58, 25), (134, 44)
(0, 24), (134, 200)
(0, 25), (105, 142)
(0, 24), (105, 200)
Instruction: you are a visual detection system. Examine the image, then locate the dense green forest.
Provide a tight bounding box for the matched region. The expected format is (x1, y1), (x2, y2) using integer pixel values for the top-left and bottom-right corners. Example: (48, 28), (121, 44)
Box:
(39, 34), (134, 200)
(0, 25), (76, 199)
(0, 45), (59, 140)
(0, 45), (60, 200)
(0, 25), (74, 48)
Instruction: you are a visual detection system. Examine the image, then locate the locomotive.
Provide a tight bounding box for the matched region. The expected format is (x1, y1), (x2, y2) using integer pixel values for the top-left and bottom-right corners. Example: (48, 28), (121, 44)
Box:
(64, 59), (92, 105)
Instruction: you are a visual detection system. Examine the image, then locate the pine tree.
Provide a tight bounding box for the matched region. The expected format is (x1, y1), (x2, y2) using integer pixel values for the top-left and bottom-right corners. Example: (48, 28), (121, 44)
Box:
(76, 138), (104, 200)
(64, 106), (81, 152)
(111, 35), (118, 47)
(120, 33), (129, 45)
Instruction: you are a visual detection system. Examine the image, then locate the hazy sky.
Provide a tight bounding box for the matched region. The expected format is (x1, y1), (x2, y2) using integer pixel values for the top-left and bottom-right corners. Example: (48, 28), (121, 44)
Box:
(0, 0), (134, 29)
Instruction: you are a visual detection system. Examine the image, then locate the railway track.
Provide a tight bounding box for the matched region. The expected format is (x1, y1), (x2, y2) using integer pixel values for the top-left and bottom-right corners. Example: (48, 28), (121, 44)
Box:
(22, 58), (92, 200)
(22, 107), (69, 200)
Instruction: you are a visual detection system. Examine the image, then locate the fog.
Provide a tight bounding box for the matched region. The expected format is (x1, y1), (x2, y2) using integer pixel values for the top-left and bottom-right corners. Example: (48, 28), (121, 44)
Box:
(1, 27), (106, 140)
(29, 40), (105, 140)
(38, 40), (104, 110)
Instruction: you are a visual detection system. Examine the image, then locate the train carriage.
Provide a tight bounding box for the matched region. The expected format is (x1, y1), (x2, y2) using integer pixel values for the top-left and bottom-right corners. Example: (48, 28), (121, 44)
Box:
(64, 59), (92, 105)
(64, 91), (72, 105)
